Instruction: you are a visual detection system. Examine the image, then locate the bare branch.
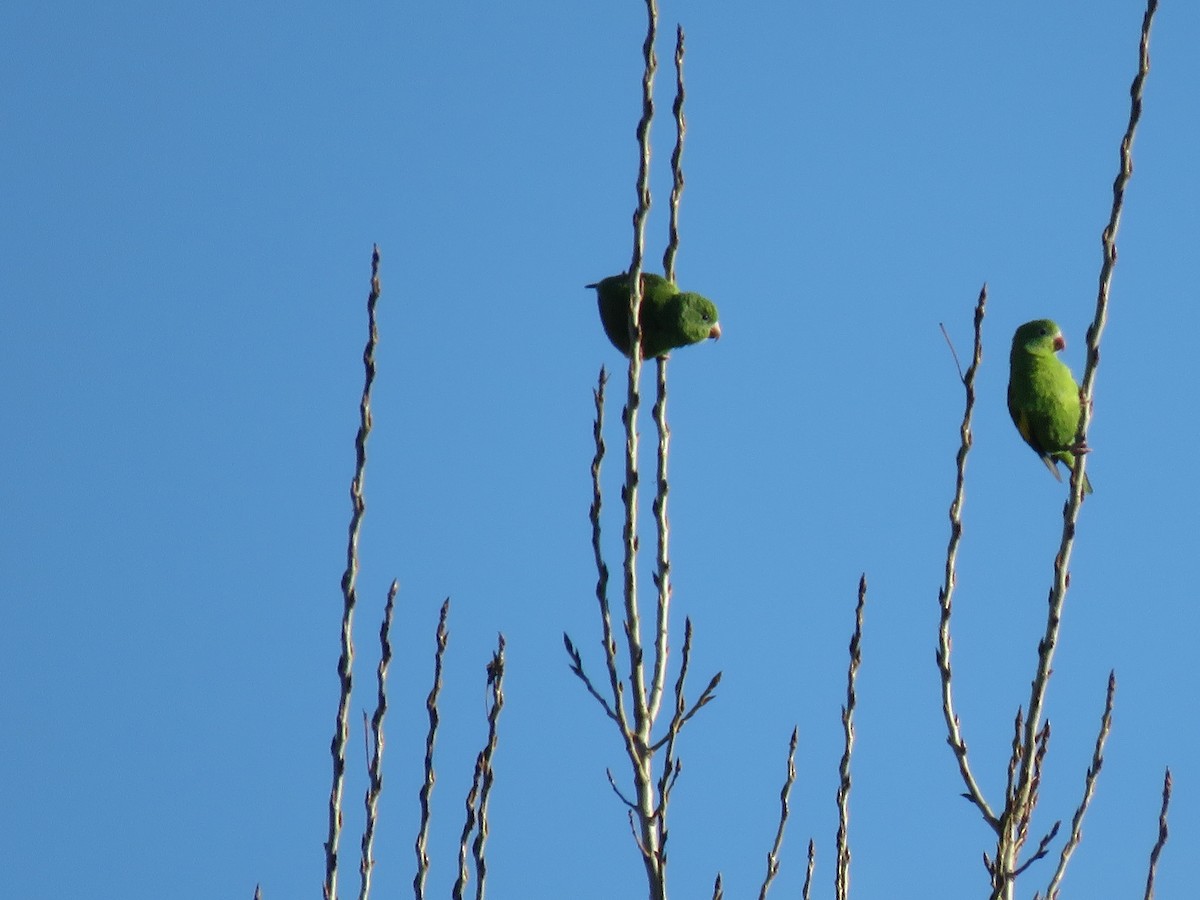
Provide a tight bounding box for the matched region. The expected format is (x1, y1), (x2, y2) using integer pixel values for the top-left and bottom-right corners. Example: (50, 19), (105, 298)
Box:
(452, 755), (482, 900)
(648, 355), (672, 723)
(358, 581), (397, 900)
(584, 369), (632, 727)
(471, 636), (506, 900)
(326, 245), (382, 900)
(649, 618), (720, 753)
(835, 576), (866, 900)
(757, 727), (798, 899)
(1045, 672), (1116, 898)
(564, 633), (620, 723)
(1011, 4), (1158, 883)
(1143, 768), (1172, 900)
(935, 286), (998, 830)
(654, 617), (695, 818)
(413, 599), (449, 900)
(648, 25), (687, 728)
(1014, 821), (1060, 877)
(621, 0), (658, 734)
(607, 768), (638, 810)
(939, 322), (966, 383)
(662, 24), (686, 283)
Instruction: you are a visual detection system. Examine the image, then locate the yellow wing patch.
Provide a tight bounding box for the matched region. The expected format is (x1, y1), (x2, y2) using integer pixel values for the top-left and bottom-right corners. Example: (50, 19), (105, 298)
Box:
(1015, 408), (1034, 446)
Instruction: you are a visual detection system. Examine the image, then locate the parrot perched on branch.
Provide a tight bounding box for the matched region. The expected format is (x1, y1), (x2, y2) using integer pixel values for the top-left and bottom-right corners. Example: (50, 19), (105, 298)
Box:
(586, 272), (721, 359)
(1007, 318), (1093, 494)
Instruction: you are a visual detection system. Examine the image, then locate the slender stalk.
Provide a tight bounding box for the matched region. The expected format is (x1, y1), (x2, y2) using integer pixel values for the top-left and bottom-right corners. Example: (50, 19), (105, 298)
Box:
(647, 23), (687, 727)
(757, 728), (798, 900)
(1004, 6), (1157, 894)
(325, 245), (381, 900)
(834, 576), (866, 900)
(358, 581), (397, 900)
(648, 355), (671, 724)
(413, 600), (450, 900)
(472, 636), (506, 900)
(452, 758), (482, 900)
(661, 24), (686, 285)
(1043, 672), (1115, 898)
(935, 287), (998, 828)
(1143, 768), (1172, 900)
(622, 1), (662, 895)
(802, 840), (815, 900)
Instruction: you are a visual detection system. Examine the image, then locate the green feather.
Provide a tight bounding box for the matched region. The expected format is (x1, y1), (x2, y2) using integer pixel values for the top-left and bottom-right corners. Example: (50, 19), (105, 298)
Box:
(1007, 319), (1093, 494)
(586, 272), (721, 359)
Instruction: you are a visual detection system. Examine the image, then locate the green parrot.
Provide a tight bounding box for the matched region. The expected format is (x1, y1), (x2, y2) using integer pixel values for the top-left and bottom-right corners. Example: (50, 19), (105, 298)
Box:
(1007, 319), (1093, 494)
(586, 272), (721, 359)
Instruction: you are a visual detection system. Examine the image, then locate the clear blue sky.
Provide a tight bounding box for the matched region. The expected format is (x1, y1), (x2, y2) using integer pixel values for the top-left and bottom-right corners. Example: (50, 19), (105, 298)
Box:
(3, 1), (1197, 897)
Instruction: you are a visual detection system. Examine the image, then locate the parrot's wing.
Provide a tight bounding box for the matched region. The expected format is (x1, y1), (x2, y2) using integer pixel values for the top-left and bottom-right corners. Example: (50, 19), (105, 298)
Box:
(1006, 381), (1021, 431)
(1009, 381), (1064, 481)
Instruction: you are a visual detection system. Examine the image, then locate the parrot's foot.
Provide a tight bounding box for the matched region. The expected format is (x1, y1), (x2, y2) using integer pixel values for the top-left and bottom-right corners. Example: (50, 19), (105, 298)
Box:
(1070, 440), (1091, 456)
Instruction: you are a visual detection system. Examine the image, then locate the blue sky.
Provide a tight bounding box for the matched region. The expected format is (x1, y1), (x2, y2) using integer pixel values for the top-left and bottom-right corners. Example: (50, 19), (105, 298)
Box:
(3, 1), (1197, 897)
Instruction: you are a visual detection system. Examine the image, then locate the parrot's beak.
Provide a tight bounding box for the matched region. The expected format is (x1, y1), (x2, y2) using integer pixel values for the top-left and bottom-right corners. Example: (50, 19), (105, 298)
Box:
(1053, 333), (1066, 352)
(709, 322), (722, 341)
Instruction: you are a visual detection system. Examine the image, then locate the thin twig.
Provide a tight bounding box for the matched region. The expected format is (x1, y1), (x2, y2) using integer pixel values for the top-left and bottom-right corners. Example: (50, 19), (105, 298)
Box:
(802, 840), (815, 900)
(935, 286), (998, 829)
(1013, 821), (1059, 877)
(1004, 707), (1024, 813)
(452, 754), (483, 900)
(757, 727), (798, 900)
(414, 599), (450, 900)
(654, 617), (695, 825)
(1044, 672), (1116, 898)
(574, 369), (634, 739)
(712, 874), (723, 900)
(1143, 768), (1171, 900)
(648, 354), (672, 724)
(607, 768), (638, 810)
(358, 581), (397, 900)
(651, 30), (686, 714)
(624, 2), (663, 895)
(939, 322), (967, 383)
(648, 663), (720, 753)
(1012, 3), (1157, 883)
(325, 245), (381, 900)
(472, 635), (506, 900)
(622, 0), (658, 728)
(834, 576), (866, 900)
(1077, 0), (1158, 484)
(563, 633), (619, 723)
(1018, 722), (1052, 860)
(662, 24), (686, 284)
